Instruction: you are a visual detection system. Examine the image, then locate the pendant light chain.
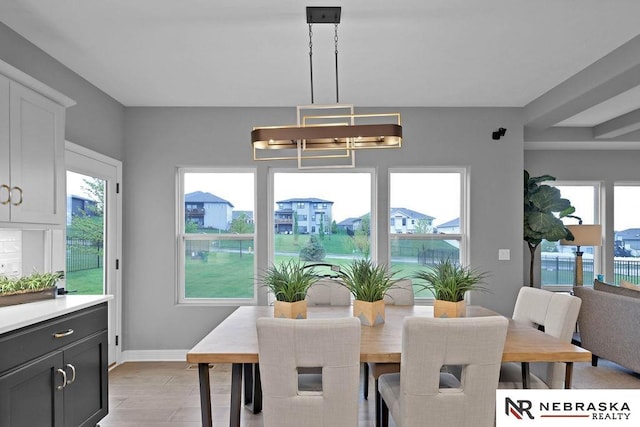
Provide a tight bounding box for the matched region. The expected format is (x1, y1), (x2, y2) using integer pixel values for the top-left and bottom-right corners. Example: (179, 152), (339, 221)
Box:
(308, 23), (314, 104)
(334, 23), (339, 103)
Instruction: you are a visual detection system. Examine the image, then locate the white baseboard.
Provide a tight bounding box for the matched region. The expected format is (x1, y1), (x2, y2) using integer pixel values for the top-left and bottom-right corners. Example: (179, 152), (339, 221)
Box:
(120, 349), (189, 362)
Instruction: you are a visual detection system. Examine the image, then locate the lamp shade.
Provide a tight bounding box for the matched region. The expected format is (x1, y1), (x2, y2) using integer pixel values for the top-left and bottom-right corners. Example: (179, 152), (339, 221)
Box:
(560, 224), (602, 246)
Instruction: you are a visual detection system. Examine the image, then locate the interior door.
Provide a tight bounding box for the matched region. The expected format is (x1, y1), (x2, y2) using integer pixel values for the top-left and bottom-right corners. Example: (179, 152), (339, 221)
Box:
(65, 142), (122, 365)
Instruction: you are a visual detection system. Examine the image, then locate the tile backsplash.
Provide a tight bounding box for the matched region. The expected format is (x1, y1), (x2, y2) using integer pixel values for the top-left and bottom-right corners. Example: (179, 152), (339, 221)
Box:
(0, 229), (22, 278)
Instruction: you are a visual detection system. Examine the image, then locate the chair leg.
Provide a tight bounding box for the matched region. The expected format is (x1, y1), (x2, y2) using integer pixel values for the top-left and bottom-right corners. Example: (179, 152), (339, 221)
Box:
(375, 378), (381, 427)
(363, 363), (369, 400)
(380, 391), (389, 427)
(592, 354), (599, 367)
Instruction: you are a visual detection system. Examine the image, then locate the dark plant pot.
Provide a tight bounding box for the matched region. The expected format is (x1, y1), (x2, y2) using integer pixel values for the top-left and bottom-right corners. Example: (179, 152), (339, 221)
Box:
(0, 286), (57, 307)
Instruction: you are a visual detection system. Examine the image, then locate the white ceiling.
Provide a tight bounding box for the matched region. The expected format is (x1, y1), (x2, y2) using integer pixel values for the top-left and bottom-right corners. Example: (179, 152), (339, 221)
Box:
(3, 0), (640, 133)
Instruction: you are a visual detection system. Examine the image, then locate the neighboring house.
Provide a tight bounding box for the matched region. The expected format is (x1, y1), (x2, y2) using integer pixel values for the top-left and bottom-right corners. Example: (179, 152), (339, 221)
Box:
(615, 228), (640, 256)
(436, 217), (460, 234)
(336, 217), (362, 234)
(232, 210), (254, 224)
(390, 208), (435, 234)
(67, 195), (98, 224)
(185, 191), (234, 230)
(275, 197), (334, 235)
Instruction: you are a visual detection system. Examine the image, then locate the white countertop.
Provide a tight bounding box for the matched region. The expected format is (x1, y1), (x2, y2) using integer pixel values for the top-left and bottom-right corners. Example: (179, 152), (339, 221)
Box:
(0, 295), (113, 335)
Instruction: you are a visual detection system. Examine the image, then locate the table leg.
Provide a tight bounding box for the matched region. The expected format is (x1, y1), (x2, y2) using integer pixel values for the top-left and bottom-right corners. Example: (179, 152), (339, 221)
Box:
(564, 362), (573, 389)
(521, 362), (530, 389)
(230, 363), (243, 427)
(243, 363), (262, 414)
(198, 363), (213, 427)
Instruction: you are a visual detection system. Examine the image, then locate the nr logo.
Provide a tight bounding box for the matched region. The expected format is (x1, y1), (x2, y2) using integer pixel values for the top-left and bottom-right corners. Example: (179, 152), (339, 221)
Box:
(505, 397), (535, 420)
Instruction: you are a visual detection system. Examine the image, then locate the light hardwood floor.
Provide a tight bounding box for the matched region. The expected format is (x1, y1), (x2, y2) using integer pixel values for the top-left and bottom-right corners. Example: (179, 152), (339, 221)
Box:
(99, 359), (640, 426)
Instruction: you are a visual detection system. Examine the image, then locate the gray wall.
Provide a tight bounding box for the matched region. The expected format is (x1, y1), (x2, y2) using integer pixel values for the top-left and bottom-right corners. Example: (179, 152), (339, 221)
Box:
(0, 23), (125, 160)
(124, 106), (525, 350)
(525, 149), (640, 284)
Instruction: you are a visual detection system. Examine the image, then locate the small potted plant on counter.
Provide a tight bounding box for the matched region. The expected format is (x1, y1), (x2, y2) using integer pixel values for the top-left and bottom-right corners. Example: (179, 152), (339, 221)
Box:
(0, 271), (64, 307)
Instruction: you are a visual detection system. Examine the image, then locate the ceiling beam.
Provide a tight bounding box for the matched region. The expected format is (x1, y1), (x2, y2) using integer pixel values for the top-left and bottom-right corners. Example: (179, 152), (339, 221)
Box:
(524, 34), (640, 130)
(524, 126), (640, 150)
(593, 107), (640, 139)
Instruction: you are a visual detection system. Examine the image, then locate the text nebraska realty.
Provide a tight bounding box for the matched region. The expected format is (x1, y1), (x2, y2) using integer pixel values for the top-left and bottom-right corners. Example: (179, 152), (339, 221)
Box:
(507, 398), (631, 420)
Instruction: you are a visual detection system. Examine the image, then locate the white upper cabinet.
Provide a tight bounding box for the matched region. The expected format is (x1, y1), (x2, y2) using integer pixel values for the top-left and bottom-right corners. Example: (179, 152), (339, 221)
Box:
(0, 62), (75, 226)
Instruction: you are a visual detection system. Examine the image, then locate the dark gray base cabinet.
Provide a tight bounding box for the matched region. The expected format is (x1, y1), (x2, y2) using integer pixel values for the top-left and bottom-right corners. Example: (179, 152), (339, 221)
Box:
(0, 303), (108, 427)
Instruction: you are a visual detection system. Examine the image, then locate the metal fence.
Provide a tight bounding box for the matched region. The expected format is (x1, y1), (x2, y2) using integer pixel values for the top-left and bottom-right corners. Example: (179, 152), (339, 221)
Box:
(541, 254), (640, 284)
(66, 238), (103, 272)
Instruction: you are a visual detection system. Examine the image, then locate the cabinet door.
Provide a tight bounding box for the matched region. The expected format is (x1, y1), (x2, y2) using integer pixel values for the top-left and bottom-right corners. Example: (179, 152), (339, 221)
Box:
(0, 75), (9, 222)
(63, 331), (108, 427)
(0, 351), (64, 427)
(9, 81), (65, 224)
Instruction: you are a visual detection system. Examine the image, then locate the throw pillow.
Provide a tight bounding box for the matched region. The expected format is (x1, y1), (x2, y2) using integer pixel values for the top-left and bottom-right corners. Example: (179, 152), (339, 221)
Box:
(620, 279), (640, 292)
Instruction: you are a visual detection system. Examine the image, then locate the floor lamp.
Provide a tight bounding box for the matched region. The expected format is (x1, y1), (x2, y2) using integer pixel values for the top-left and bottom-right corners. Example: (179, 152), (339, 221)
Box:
(560, 224), (602, 286)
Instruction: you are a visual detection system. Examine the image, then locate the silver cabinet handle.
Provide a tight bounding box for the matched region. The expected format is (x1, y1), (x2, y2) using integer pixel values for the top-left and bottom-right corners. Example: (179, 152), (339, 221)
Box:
(10, 186), (22, 206)
(53, 329), (74, 339)
(65, 363), (76, 385)
(56, 368), (67, 390)
(0, 184), (9, 205)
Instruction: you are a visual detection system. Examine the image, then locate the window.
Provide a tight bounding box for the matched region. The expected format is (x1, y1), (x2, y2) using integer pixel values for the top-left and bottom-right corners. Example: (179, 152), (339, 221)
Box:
(541, 184), (600, 287)
(297, 202), (305, 209)
(614, 184), (640, 283)
(272, 171), (372, 275)
(389, 169), (465, 299)
(177, 168), (256, 303)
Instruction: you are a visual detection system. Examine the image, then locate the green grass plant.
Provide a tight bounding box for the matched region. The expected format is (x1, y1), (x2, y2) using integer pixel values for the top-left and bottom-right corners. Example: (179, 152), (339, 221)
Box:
(337, 259), (398, 302)
(413, 259), (488, 302)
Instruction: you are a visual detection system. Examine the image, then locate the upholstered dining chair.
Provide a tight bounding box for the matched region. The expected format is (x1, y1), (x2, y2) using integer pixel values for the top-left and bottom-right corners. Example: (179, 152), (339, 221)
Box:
(306, 278), (352, 306)
(257, 317), (361, 427)
(364, 279), (414, 426)
(499, 287), (582, 388)
(378, 316), (509, 427)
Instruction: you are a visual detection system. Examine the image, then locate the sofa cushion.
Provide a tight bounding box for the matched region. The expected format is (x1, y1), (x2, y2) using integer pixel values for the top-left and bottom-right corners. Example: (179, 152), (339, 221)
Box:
(594, 279), (640, 299)
(620, 279), (640, 292)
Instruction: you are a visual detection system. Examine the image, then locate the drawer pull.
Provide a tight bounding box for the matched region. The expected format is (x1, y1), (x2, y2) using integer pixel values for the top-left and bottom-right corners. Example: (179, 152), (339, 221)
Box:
(53, 329), (74, 339)
(65, 364), (76, 385)
(56, 368), (67, 390)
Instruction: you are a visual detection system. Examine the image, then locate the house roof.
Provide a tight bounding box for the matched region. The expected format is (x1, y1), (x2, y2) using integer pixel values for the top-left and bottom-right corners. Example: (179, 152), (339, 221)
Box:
(616, 228), (640, 239)
(232, 210), (253, 220)
(185, 191), (234, 207)
(277, 197), (334, 204)
(390, 208), (434, 221)
(337, 217), (361, 227)
(437, 218), (460, 228)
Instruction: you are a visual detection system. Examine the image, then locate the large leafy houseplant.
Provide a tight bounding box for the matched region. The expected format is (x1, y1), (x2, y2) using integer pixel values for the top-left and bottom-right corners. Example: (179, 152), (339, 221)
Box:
(524, 170), (575, 287)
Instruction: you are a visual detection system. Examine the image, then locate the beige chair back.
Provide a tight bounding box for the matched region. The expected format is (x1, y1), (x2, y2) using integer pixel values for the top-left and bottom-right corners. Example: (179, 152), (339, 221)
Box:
(383, 279), (415, 305)
(257, 317), (361, 427)
(306, 278), (351, 306)
(381, 316), (508, 427)
(507, 287), (582, 388)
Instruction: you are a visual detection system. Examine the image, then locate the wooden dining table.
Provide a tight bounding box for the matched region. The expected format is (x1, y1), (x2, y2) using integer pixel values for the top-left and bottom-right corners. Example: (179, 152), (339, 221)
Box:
(186, 305), (591, 427)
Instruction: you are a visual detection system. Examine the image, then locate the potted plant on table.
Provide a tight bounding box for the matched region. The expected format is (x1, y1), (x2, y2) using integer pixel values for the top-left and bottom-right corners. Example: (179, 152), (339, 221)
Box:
(413, 259), (488, 318)
(337, 258), (397, 326)
(260, 259), (319, 319)
(0, 271), (64, 307)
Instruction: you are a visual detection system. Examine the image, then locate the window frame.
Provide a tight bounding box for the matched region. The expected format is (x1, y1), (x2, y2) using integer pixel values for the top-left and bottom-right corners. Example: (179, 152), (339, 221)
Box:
(176, 167), (258, 305)
(388, 167), (469, 300)
(542, 180), (602, 291)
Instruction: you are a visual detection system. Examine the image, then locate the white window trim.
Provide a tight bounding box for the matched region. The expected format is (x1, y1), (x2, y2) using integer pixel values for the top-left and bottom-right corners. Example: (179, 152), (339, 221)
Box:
(388, 167), (469, 299)
(543, 180), (602, 290)
(176, 167), (257, 305)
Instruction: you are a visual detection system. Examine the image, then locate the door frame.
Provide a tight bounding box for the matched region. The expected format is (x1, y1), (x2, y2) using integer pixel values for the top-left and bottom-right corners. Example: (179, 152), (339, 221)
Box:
(65, 141), (122, 365)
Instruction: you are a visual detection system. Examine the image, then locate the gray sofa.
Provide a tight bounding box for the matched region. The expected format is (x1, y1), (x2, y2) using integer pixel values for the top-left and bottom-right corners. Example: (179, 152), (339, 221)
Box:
(573, 280), (640, 373)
